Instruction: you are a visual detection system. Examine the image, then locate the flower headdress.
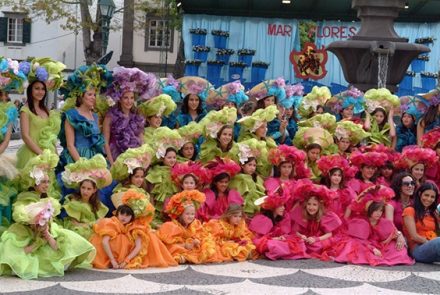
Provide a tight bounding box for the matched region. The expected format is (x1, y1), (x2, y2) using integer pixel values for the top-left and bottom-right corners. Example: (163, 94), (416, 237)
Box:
(0, 101), (18, 142)
(334, 120), (370, 146)
(205, 157), (241, 179)
(111, 144), (154, 181)
(298, 113), (337, 133)
(151, 127), (183, 161)
(178, 76), (212, 101)
(249, 78), (287, 101)
(0, 57), (27, 92)
(24, 57), (65, 91)
(178, 121), (203, 145)
(268, 144), (311, 179)
(417, 86), (440, 108)
(23, 198), (55, 226)
(60, 64), (113, 111)
(291, 179), (336, 206)
(360, 144), (399, 163)
(293, 127), (335, 152)
(395, 146), (439, 170)
(19, 149), (59, 190)
(199, 107), (237, 139)
(280, 83), (304, 109)
(254, 191), (290, 211)
(112, 189), (155, 219)
(62, 154), (112, 189)
(237, 138), (267, 165)
(165, 190), (206, 220)
(421, 127), (440, 150)
(317, 154), (357, 179)
(349, 150), (388, 168)
(158, 74), (182, 103)
(350, 185), (394, 214)
(207, 81), (248, 108)
(106, 66), (157, 102)
(298, 86), (331, 118)
(237, 105), (279, 132)
(171, 161), (211, 187)
(326, 86), (365, 114)
(399, 95), (424, 121)
(138, 94), (176, 117)
(364, 88), (400, 113)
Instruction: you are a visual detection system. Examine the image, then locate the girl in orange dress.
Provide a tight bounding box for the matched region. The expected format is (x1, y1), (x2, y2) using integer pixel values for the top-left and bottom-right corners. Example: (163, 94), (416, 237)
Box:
(204, 204), (258, 262)
(157, 190), (218, 264)
(90, 189), (177, 269)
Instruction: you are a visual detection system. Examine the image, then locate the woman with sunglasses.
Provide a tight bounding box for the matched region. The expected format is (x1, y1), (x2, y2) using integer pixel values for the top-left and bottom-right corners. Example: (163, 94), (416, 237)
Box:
(403, 182), (440, 263)
(389, 172), (416, 231)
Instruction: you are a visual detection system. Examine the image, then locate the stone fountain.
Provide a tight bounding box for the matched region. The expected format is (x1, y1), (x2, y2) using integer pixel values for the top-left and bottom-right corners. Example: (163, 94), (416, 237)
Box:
(327, 0), (430, 92)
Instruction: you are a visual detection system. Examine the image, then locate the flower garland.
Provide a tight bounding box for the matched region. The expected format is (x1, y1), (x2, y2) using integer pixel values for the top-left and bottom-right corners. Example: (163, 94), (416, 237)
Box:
(216, 49), (235, 56)
(211, 30), (230, 37)
(237, 49), (256, 56)
(189, 28), (207, 35)
(193, 45), (211, 52)
(229, 61), (247, 68)
(420, 72), (439, 78)
(252, 61), (270, 68)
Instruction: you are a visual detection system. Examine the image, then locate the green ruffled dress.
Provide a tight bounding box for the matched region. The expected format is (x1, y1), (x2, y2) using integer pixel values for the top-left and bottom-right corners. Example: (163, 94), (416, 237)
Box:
(62, 195), (109, 240)
(143, 126), (156, 145)
(199, 138), (239, 163)
(145, 165), (178, 210)
(229, 174), (265, 216)
(16, 106), (61, 169)
(0, 191), (96, 279)
(368, 118), (391, 146)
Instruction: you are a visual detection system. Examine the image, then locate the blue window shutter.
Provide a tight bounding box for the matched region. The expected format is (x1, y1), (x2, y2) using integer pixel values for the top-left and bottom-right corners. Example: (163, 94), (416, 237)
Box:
(23, 19), (31, 43)
(0, 17), (7, 42)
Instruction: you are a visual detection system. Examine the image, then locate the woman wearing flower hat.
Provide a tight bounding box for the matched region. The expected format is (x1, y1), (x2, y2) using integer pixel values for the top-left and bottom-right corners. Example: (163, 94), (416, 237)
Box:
(249, 192), (309, 260)
(198, 107), (239, 163)
(334, 185), (413, 266)
(197, 158), (243, 222)
(58, 64), (112, 170)
(0, 150), (96, 279)
(298, 86), (331, 119)
(265, 145), (311, 209)
(229, 139), (267, 216)
(138, 94), (177, 144)
(416, 89), (440, 145)
(91, 189), (177, 269)
(275, 84), (302, 145)
(395, 146), (439, 188)
(393, 96), (420, 152)
(102, 67), (156, 164)
(333, 120), (370, 157)
(176, 121), (203, 162)
(158, 190), (219, 264)
(61, 154), (112, 239)
(326, 86), (365, 124)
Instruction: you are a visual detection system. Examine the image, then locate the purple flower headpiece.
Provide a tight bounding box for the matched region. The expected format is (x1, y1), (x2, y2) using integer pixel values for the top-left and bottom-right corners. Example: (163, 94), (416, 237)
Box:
(285, 83), (304, 97)
(273, 77), (286, 88)
(227, 80), (241, 95)
(166, 74), (179, 89)
(107, 66), (157, 101)
(346, 86), (363, 98)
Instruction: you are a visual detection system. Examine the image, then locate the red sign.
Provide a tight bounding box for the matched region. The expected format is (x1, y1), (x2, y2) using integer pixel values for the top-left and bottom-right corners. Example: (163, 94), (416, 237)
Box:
(309, 25), (357, 39)
(289, 42), (328, 80)
(267, 24), (293, 37)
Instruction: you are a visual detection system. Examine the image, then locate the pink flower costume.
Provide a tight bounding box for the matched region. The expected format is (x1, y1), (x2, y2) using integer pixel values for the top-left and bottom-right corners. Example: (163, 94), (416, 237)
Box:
(421, 128), (440, 188)
(333, 186), (414, 266)
(249, 193), (309, 260)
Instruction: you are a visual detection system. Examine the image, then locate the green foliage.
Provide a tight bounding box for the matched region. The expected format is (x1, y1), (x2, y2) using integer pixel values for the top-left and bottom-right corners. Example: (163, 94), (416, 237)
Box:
(298, 21), (317, 49)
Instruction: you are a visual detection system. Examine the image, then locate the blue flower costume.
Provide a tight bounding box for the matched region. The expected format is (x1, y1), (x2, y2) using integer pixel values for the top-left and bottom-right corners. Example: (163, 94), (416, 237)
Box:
(396, 125), (416, 152)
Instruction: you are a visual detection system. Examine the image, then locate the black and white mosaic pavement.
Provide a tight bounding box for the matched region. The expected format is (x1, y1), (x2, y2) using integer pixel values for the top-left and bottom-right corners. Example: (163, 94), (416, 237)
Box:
(1, 260), (440, 295)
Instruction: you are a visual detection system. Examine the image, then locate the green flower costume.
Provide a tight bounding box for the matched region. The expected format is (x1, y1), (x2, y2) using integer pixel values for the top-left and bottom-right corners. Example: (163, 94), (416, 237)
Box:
(229, 174), (265, 216)
(145, 165), (178, 210)
(0, 191), (95, 279)
(199, 138), (239, 163)
(63, 195), (108, 239)
(16, 107), (61, 169)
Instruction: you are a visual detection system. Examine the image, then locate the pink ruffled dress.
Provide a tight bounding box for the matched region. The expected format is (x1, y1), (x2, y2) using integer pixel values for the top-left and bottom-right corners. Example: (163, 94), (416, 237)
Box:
(388, 199), (413, 232)
(328, 187), (356, 218)
(196, 189), (243, 222)
(264, 178), (296, 210)
(290, 206), (342, 260)
(249, 214), (309, 260)
(333, 217), (414, 266)
(346, 178), (376, 195)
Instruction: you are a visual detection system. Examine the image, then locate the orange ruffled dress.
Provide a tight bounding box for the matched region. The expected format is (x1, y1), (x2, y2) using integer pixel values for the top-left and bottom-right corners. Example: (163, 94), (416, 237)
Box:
(90, 215), (177, 269)
(157, 219), (218, 264)
(204, 219), (258, 262)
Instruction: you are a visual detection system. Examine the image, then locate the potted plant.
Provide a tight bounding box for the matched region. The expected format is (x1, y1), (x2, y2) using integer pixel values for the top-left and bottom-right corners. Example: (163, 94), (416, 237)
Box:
(207, 60), (225, 87)
(411, 55), (429, 73)
(190, 28), (208, 46)
(251, 61), (270, 82)
(211, 30), (230, 49)
(192, 45), (211, 62)
(184, 60), (202, 76)
(237, 49), (256, 66)
(399, 71), (415, 90)
(420, 71), (439, 90)
(229, 61), (247, 82)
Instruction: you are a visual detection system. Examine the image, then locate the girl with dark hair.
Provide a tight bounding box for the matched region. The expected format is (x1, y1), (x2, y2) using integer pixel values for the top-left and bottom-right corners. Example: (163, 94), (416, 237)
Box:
(17, 80), (61, 169)
(176, 94), (207, 127)
(347, 151), (387, 194)
(197, 158), (243, 222)
(417, 102), (440, 145)
(393, 111), (417, 152)
(389, 172), (416, 231)
(403, 182), (440, 263)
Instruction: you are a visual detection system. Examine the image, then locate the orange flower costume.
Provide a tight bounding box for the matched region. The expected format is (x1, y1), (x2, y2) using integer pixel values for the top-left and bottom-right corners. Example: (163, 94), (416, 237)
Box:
(90, 190), (177, 269)
(204, 218), (258, 262)
(158, 190), (218, 264)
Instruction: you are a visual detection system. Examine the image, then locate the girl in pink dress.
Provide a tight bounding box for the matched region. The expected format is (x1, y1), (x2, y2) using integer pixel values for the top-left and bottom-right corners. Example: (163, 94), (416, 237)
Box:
(334, 185), (414, 266)
(265, 145), (311, 211)
(317, 154), (357, 219)
(197, 158), (243, 222)
(249, 192), (309, 260)
(290, 179), (342, 260)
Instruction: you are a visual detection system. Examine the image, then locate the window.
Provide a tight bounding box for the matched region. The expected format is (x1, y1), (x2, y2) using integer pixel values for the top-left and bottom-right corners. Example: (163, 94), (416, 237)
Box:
(8, 17), (23, 43)
(145, 17), (173, 52)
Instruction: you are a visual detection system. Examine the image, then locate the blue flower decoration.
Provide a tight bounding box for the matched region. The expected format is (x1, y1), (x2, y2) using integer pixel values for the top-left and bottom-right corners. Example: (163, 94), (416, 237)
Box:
(163, 85), (182, 103)
(267, 85), (286, 101)
(227, 90), (249, 107)
(18, 61), (31, 75)
(35, 67), (49, 82)
(0, 59), (8, 72)
(342, 96), (365, 114)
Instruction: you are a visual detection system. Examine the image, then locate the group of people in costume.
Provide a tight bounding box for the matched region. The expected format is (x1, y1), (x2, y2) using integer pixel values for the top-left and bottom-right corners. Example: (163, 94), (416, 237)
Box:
(0, 56), (439, 280)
